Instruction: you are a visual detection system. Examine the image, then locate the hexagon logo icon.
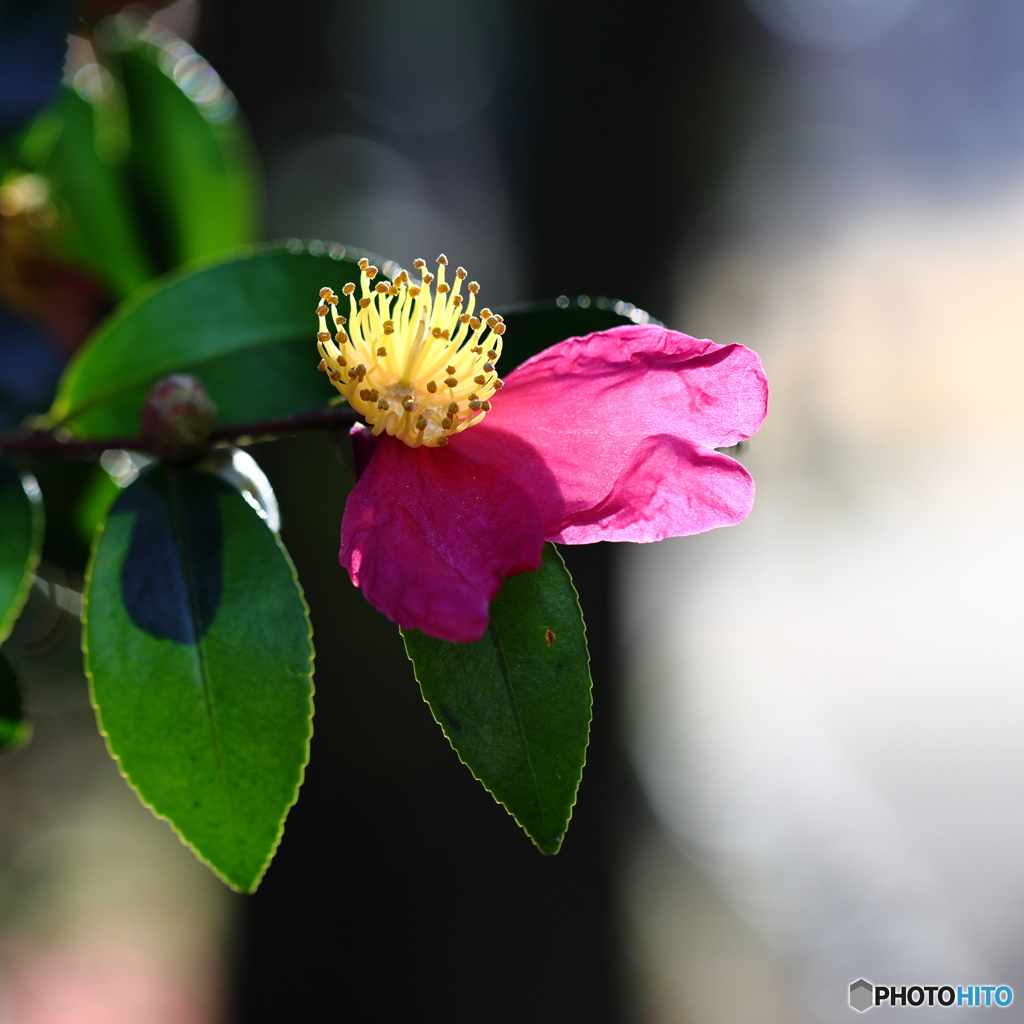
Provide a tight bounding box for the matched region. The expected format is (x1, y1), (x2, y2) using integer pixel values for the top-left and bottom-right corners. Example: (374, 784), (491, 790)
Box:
(849, 979), (874, 1012)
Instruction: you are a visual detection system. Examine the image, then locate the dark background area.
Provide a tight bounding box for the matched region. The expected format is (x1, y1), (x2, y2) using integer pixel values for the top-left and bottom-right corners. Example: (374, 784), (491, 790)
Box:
(192, 2), (769, 1019)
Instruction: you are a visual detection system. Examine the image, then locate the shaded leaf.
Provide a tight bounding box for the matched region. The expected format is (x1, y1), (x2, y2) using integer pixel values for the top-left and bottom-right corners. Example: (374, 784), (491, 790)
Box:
(49, 246), (365, 437)
(85, 462), (313, 891)
(0, 650), (29, 751)
(403, 544), (591, 854)
(115, 34), (260, 269)
(38, 85), (154, 299)
(494, 295), (661, 372)
(0, 460), (42, 644)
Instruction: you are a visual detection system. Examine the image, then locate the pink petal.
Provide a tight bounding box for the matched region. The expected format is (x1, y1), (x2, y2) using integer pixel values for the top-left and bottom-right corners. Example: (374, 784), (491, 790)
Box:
(340, 435), (545, 643)
(452, 324), (768, 544)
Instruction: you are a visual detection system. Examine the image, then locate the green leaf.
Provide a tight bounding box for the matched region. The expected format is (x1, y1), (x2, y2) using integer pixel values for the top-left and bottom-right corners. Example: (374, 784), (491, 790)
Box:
(84, 462), (314, 891)
(115, 35), (260, 269)
(0, 651), (29, 751)
(402, 544), (592, 854)
(49, 246), (364, 437)
(0, 461), (42, 645)
(38, 85), (154, 298)
(494, 295), (661, 372)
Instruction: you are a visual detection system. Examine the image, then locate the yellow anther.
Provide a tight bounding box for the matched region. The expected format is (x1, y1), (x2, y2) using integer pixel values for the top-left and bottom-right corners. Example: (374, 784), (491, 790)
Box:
(492, 323), (506, 335)
(313, 257), (503, 446)
(357, 258), (369, 269)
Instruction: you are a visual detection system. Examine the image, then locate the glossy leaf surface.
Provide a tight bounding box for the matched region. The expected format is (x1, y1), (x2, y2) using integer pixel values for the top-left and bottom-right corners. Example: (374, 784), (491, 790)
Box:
(50, 247), (364, 437)
(117, 39), (259, 269)
(0, 461), (41, 644)
(85, 463), (313, 891)
(494, 295), (661, 372)
(403, 544), (591, 854)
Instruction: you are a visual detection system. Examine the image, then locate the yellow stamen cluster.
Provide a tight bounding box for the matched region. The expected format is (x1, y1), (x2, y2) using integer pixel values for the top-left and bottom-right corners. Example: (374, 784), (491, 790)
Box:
(315, 255), (505, 447)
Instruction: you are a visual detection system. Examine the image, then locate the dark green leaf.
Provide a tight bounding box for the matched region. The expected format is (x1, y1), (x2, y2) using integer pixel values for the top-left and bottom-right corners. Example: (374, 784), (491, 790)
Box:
(494, 296), (661, 372)
(402, 544), (591, 854)
(115, 36), (260, 269)
(0, 650), (29, 751)
(0, 461), (42, 644)
(48, 246), (365, 437)
(38, 86), (154, 298)
(84, 462), (313, 891)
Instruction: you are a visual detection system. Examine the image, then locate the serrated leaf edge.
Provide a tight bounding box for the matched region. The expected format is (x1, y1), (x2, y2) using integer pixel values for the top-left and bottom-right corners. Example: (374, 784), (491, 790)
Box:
(81, 501), (315, 893)
(402, 544), (593, 856)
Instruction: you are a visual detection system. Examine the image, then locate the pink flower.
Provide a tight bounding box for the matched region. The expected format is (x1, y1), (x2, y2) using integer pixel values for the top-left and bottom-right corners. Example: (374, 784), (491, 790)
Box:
(314, 260), (768, 643)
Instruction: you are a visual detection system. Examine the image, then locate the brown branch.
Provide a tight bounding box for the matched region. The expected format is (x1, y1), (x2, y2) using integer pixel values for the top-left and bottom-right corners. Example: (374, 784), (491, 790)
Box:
(0, 406), (361, 461)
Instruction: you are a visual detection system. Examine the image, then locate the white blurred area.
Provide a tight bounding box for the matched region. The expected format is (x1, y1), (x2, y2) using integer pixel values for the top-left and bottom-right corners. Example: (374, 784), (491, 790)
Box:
(623, 0), (1024, 1020)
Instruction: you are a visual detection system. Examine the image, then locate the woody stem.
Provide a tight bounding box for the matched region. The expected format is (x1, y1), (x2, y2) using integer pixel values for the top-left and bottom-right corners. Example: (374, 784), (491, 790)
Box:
(0, 406), (361, 461)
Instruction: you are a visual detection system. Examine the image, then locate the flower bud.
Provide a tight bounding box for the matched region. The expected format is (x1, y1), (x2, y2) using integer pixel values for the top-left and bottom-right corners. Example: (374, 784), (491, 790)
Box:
(140, 374), (216, 461)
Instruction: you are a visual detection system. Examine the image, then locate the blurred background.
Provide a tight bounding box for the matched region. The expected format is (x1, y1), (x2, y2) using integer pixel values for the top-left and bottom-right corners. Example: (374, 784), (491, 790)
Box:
(2, 0), (1024, 1020)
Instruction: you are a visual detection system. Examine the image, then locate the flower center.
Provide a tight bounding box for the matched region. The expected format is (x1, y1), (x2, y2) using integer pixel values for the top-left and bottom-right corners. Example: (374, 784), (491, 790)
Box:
(315, 255), (505, 447)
